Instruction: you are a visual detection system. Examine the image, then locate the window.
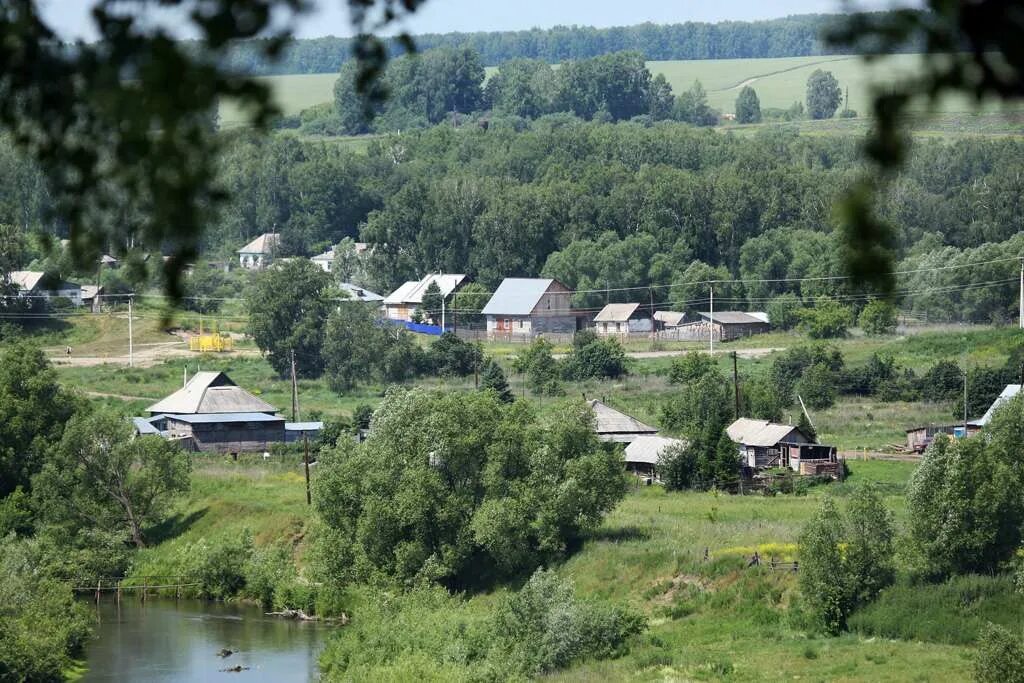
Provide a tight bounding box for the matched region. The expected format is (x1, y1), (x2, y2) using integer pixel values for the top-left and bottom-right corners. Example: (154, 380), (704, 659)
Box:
(518, 319), (524, 329)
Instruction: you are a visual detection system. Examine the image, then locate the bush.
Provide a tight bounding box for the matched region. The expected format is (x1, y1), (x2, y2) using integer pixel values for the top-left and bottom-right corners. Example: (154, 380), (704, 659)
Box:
(667, 351), (716, 384)
(766, 293), (802, 331)
(797, 298), (853, 339)
(975, 623), (1024, 683)
(515, 337), (563, 396)
(771, 343), (844, 405)
(794, 363), (838, 410)
(858, 299), (898, 335)
(563, 336), (626, 380)
(192, 533), (253, 600)
(428, 332), (482, 377)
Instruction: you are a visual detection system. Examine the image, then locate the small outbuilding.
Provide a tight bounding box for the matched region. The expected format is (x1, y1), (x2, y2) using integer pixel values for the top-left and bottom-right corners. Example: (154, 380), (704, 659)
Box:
(624, 435), (685, 481)
(971, 384), (1021, 428)
(676, 311), (770, 342)
(593, 303), (651, 336)
(653, 310), (686, 329)
(727, 417), (838, 476)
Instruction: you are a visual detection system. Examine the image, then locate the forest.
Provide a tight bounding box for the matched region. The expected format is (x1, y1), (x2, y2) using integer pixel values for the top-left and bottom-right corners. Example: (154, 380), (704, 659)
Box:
(5, 113), (1023, 325)
(213, 13), (908, 76)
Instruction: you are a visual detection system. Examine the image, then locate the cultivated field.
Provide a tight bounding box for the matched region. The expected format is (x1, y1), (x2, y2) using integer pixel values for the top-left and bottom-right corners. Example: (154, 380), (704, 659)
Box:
(218, 53), (1022, 127)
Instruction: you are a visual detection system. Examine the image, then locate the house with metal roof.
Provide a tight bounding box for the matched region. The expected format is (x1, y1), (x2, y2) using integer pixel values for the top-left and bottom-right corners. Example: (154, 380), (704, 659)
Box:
(675, 311), (770, 342)
(146, 371), (278, 416)
(481, 278), (575, 338)
(237, 233), (280, 270)
(726, 418), (838, 475)
(382, 273), (467, 322)
(593, 303), (652, 336)
(587, 399), (659, 443)
(9, 270), (83, 306)
(624, 435), (685, 480)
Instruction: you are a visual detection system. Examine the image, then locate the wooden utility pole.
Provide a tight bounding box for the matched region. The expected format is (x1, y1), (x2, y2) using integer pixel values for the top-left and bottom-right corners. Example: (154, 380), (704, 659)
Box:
(303, 433), (312, 506)
(127, 295), (134, 367)
(732, 351), (740, 419)
(709, 284), (714, 357)
(290, 349), (299, 422)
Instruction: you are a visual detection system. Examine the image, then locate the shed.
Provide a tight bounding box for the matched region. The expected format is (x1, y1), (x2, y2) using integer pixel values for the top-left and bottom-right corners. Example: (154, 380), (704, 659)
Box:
(727, 418), (829, 472)
(587, 399), (659, 443)
(676, 311), (770, 342)
(594, 303), (651, 335)
(482, 278), (576, 338)
(285, 421), (325, 443)
(653, 310), (686, 329)
(162, 412), (286, 454)
(624, 435), (685, 480)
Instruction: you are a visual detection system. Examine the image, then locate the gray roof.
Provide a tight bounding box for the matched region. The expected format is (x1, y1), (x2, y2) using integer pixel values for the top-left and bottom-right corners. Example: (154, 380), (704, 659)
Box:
(727, 418), (807, 447)
(594, 303), (640, 323)
(146, 372), (278, 415)
(699, 311), (770, 325)
(382, 274), (466, 305)
(285, 421), (324, 431)
(481, 278), (565, 316)
(339, 282), (383, 302)
(624, 435), (686, 465)
(238, 233), (280, 254)
(973, 384), (1021, 426)
(133, 417), (161, 435)
(587, 400), (658, 443)
(166, 412), (284, 424)
(654, 310), (686, 326)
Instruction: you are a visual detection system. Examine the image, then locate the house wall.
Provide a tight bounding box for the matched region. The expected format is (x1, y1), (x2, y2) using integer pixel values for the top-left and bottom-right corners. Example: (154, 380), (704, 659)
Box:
(166, 419), (285, 453)
(385, 304), (414, 321)
(239, 253), (271, 270)
(673, 320), (770, 342)
(595, 317), (652, 335)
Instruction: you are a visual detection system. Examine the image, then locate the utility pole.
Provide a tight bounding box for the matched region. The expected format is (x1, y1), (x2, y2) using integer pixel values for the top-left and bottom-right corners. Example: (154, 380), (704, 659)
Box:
(290, 349), (299, 422)
(732, 351), (740, 419)
(127, 295), (134, 368)
(1019, 260), (1023, 329)
(709, 284), (714, 357)
(963, 367), (969, 434)
(441, 294), (446, 332)
(303, 433), (312, 506)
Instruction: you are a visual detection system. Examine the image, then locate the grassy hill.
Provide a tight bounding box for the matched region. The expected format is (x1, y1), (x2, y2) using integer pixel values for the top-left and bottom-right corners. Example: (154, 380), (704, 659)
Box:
(218, 53), (1016, 127)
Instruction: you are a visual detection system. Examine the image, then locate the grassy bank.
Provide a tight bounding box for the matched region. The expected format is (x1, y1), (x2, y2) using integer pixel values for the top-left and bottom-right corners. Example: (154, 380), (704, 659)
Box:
(130, 458), (977, 681)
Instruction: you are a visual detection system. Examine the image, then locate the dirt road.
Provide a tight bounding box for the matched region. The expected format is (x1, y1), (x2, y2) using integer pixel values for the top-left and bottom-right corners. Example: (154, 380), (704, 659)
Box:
(49, 342), (261, 368)
(552, 347), (784, 361)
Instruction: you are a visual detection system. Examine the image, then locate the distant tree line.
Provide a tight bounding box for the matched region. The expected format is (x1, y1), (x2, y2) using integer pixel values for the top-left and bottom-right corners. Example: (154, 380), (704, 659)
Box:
(213, 14), (878, 76)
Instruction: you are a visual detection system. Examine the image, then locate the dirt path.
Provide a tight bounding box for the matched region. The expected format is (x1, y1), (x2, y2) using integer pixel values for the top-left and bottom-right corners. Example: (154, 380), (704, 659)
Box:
(839, 450), (919, 462)
(84, 390), (159, 402)
(50, 342), (261, 368)
(552, 347), (783, 360)
(713, 56), (853, 92)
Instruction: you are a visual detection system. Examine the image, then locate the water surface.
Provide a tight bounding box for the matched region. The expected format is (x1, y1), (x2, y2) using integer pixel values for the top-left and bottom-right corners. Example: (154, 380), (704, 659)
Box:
(82, 597), (329, 682)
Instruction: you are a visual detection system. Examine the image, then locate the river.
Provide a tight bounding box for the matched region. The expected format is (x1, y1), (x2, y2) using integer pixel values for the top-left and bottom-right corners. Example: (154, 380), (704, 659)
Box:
(81, 597), (330, 682)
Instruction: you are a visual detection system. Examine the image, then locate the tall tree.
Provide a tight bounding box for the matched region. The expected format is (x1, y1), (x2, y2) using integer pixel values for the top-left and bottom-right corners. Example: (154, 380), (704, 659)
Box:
(806, 69), (842, 120)
(673, 80), (718, 126)
(480, 358), (514, 403)
(734, 86), (762, 124)
(32, 410), (191, 548)
(247, 259), (333, 378)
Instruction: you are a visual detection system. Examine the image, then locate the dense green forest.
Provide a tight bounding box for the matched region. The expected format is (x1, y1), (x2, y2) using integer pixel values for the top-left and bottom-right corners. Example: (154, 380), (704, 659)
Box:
(215, 14), (890, 76)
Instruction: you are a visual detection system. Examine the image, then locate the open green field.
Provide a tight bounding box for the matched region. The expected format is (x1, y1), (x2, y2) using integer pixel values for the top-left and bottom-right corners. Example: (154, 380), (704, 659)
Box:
(128, 458), (982, 681)
(218, 53), (1022, 127)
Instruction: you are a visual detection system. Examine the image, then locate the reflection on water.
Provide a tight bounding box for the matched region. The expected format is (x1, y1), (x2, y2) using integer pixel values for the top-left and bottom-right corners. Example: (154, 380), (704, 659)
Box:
(82, 597), (329, 682)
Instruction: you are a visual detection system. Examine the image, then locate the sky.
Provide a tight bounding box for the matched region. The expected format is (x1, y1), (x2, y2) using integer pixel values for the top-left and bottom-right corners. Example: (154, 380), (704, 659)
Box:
(39, 0), (911, 41)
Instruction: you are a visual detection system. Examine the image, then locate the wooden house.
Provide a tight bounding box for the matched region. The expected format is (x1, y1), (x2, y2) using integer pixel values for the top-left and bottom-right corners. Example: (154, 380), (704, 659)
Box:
(588, 399), (659, 443)
(482, 278), (576, 338)
(9, 271), (83, 306)
(653, 310), (686, 330)
(237, 233), (280, 270)
(727, 418), (839, 476)
(382, 273), (467, 322)
(593, 303), (652, 336)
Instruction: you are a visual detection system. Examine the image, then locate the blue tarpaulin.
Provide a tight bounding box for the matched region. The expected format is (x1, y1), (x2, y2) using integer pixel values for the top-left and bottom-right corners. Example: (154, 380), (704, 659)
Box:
(383, 319), (447, 336)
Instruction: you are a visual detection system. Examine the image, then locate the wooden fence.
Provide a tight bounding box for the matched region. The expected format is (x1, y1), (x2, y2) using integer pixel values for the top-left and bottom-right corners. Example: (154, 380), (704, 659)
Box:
(72, 575), (200, 602)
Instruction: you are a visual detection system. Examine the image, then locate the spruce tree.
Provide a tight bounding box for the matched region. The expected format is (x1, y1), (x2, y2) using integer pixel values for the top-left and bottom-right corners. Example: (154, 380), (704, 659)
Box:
(480, 359), (514, 403)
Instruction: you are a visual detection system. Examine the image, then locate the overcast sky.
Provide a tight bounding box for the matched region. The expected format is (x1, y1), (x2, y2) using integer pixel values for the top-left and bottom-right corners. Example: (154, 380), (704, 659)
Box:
(40, 0), (912, 40)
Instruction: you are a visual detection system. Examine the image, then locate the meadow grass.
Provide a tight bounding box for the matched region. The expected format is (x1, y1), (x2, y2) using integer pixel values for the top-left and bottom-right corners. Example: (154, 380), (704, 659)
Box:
(217, 53), (1024, 128)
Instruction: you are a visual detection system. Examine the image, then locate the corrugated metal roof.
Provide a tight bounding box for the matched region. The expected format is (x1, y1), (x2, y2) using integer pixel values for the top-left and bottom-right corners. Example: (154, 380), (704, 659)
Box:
(9, 271), (45, 291)
(146, 372), (278, 415)
(727, 418), (806, 447)
(974, 384), (1021, 426)
(594, 303), (640, 323)
(624, 435), (686, 465)
(654, 310), (686, 326)
(285, 421), (324, 431)
(339, 282), (383, 302)
(133, 417), (161, 435)
(237, 233), (280, 254)
(699, 311), (768, 325)
(382, 274), (466, 305)
(588, 400), (658, 442)
(166, 412), (284, 424)
(311, 248), (335, 262)
(481, 278), (562, 316)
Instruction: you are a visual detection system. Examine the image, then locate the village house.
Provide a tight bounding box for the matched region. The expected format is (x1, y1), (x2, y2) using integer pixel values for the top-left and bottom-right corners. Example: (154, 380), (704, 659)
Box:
(588, 399), (659, 443)
(726, 417), (839, 476)
(338, 282), (383, 303)
(9, 271), (83, 306)
(310, 242), (369, 273)
(623, 435), (685, 481)
(593, 303), (652, 336)
(906, 384), (1021, 452)
(382, 273), (467, 322)
(134, 371), (320, 454)
(481, 278), (576, 338)
(676, 311), (770, 342)
(237, 233), (280, 270)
